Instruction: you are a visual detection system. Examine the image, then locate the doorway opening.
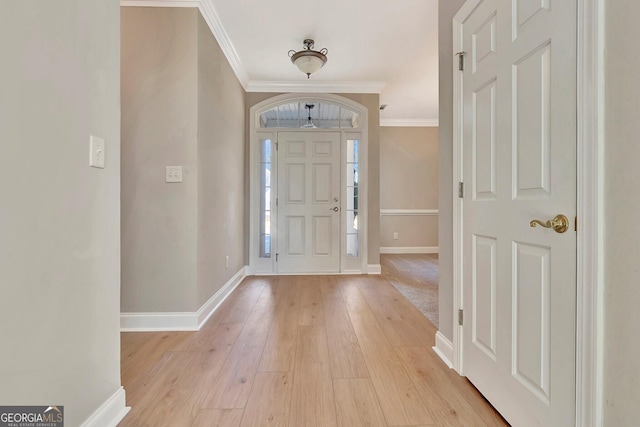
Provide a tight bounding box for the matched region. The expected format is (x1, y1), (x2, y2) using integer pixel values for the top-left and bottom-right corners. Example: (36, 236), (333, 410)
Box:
(249, 94), (369, 275)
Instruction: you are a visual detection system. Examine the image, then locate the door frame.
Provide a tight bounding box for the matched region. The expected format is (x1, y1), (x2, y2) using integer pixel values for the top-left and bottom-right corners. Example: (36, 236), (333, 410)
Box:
(451, 1), (605, 426)
(248, 93), (369, 275)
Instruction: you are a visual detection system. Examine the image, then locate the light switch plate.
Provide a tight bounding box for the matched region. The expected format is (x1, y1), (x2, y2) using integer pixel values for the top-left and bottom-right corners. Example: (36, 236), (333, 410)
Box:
(165, 166), (183, 183)
(90, 136), (105, 169)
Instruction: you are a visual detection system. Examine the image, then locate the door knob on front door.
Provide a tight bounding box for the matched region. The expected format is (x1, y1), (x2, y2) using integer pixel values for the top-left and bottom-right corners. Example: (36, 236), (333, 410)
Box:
(330, 206), (340, 212)
(530, 214), (569, 233)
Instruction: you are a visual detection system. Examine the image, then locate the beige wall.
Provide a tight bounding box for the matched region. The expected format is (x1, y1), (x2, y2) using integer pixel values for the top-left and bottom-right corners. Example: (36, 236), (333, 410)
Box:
(197, 13), (246, 306)
(121, 8), (199, 312)
(121, 8), (246, 313)
(380, 127), (439, 248)
(0, 1), (122, 425)
(603, 1), (640, 424)
(245, 92), (381, 266)
(438, 0), (466, 340)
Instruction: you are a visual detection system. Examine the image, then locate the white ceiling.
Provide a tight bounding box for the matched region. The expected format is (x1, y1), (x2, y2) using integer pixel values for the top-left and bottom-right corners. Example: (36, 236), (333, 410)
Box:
(121, 0), (439, 123)
(208, 0), (440, 124)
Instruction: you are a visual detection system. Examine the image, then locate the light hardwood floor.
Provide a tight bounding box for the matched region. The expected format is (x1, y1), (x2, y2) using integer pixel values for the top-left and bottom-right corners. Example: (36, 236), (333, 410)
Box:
(120, 275), (508, 426)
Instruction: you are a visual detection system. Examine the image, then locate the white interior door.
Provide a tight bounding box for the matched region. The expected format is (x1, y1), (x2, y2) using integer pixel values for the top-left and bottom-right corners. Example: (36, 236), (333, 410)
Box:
(460, 0), (576, 426)
(277, 131), (341, 273)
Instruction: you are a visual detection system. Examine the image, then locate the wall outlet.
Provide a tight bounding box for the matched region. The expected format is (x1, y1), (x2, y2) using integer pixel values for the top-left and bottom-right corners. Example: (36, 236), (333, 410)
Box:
(90, 136), (105, 169)
(393, 232), (399, 240)
(165, 166), (183, 183)
(225, 255), (229, 269)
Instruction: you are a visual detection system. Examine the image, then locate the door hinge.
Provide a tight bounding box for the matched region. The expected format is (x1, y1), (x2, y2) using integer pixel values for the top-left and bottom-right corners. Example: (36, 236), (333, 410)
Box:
(275, 253), (279, 262)
(575, 216), (578, 232)
(275, 141), (278, 151)
(276, 197), (278, 207)
(458, 309), (464, 326)
(458, 182), (464, 198)
(456, 51), (466, 71)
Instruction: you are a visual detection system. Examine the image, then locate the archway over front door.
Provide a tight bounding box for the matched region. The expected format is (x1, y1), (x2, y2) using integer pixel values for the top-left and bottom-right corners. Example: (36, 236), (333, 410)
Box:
(248, 94), (369, 275)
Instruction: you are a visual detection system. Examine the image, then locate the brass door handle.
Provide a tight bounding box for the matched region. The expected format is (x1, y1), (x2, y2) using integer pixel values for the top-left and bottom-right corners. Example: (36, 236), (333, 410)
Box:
(530, 214), (569, 233)
(330, 206), (339, 212)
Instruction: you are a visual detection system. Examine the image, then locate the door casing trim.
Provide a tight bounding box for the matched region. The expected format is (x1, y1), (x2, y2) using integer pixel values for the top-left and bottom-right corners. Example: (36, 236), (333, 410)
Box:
(451, 1), (604, 426)
(248, 93), (369, 275)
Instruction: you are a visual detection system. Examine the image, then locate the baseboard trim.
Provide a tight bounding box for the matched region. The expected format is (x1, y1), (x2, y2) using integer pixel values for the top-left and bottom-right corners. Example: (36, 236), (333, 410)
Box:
(80, 387), (130, 427)
(121, 266), (248, 332)
(432, 331), (454, 369)
(197, 266), (248, 328)
(367, 264), (382, 275)
(380, 246), (439, 254)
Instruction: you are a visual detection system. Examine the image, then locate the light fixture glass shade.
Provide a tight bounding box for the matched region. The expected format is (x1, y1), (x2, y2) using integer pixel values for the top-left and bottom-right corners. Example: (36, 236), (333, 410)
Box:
(293, 54), (325, 76)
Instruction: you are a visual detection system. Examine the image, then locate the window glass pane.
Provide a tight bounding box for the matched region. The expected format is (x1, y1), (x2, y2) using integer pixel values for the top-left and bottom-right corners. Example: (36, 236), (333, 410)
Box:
(346, 139), (360, 258)
(278, 103), (300, 128)
(347, 234), (359, 257)
(259, 108), (278, 128)
(258, 102), (359, 129)
(341, 108), (359, 128)
(346, 210), (359, 234)
(260, 138), (272, 163)
(346, 165), (357, 187)
(259, 138), (272, 258)
(346, 187), (356, 211)
(347, 139), (359, 163)
(317, 103), (341, 128)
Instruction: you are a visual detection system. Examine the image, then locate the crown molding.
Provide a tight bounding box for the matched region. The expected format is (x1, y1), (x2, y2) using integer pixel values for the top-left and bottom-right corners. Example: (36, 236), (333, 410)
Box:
(120, 0), (200, 8)
(380, 118), (439, 127)
(120, 0), (250, 89)
(246, 81), (387, 94)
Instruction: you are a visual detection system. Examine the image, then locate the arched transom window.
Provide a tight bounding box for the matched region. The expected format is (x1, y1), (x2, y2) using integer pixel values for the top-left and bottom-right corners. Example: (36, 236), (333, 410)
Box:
(258, 101), (360, 129)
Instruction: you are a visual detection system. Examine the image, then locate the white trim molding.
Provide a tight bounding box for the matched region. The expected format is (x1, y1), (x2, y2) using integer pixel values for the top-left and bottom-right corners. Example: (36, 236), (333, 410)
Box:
(120, 0), (198, 6)
(575, 0), (605, 425)
(380, 209), (439, 216)
(246, 80), (386, 94)
(367, 264), (382, 275)
(432, 332), (454, 369)
(80, 387), (130, 427)
(120, 266), (248, 332)
(380, 246), (439, 254)
(380, 118), (439, 127)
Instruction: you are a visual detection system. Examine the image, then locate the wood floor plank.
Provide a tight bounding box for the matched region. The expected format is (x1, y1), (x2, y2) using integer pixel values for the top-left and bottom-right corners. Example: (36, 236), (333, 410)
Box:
(202, 286), (279, 409)
(240, 372), (293, 426)
(299, 276), (325, 326)
(395, 346), (502, 427)
(121, 350), (224, 426)
(121, 275), (505, 426)
(333, 378), (387, 427)
(258, 279), (300, 372)
(356, 275), (436, 348)
(341, 282), (433, 426)
(323, 277), (369, 379)
(124, 323), (242, 410)
(290, 325), (338, 426)
(121, 331), (192, 386)
(218, 278), (268, 324)
(192, 409), (244, 427)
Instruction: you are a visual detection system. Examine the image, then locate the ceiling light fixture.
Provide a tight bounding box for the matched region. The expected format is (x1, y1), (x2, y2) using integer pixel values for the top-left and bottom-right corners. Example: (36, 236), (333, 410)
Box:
(288, 39), (328, 79)
(302, 103), (317, 128)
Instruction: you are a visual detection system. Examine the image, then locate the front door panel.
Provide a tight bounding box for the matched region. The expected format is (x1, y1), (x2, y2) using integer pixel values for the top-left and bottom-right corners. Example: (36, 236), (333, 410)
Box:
(277, 132), (341, 273)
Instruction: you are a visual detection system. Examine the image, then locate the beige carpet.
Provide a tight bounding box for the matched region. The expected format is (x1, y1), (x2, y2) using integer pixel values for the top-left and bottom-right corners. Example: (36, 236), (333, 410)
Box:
(381, 254), (439, 328)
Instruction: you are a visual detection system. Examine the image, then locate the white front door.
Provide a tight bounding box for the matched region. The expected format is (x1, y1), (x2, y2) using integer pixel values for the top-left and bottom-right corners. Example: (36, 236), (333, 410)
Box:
(460, 0), (577, 426)
(276, 131), (341, 273)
